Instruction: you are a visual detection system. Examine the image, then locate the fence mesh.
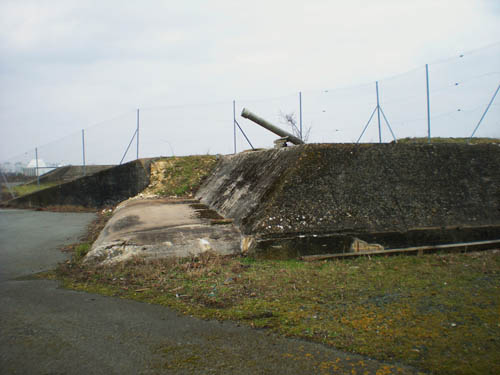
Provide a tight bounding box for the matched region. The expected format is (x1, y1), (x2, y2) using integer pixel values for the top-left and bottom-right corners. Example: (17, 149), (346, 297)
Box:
(1, 43), (499, 200)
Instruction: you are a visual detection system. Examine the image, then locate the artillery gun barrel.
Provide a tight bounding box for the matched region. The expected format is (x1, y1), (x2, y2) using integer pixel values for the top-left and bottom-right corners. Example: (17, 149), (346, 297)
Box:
(241, 108), (305, 145)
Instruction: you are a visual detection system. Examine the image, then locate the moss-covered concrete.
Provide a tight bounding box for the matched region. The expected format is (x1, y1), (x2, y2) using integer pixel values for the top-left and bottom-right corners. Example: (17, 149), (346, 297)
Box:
(32, 165), (114, 185)
(197, 143), (500, 257)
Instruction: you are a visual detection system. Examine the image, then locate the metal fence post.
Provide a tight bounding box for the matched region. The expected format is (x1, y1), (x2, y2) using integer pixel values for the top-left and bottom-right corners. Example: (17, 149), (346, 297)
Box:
(1, 171), (16, 199)
(469, 82), (500, 141)
(376, 81), (382, 143)
(426, 64), (431, 143)
(233, 100), (237, 154)
(119, 129), (138, 165)
(136, 109), (140, 160)
(82, 129), (86, 176)
(299, 91), (303, 140)
(35, 147), (39, 186)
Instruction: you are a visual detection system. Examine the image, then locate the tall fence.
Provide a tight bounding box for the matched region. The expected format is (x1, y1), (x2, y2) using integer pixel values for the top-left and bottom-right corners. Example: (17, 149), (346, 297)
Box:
(1, 43), (499, 199)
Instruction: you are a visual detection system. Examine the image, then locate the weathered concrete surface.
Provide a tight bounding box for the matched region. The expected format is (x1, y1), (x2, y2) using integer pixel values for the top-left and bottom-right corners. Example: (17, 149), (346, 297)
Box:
(86, 198), (241, 264)
(34, 165), (115, 185)
(197, 143), (500, 258)
(1, 209), (420, 374)
(3, 159), (153, 209)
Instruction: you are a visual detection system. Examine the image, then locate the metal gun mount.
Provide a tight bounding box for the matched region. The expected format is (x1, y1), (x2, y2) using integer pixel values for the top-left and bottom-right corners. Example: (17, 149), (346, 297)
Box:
(241, 108), (305, 145)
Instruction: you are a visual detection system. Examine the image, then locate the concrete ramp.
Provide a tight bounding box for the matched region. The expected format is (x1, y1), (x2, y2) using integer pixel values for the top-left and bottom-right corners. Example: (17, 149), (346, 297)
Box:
(196, 143), (500, 258)
(85, 198), (241, 265)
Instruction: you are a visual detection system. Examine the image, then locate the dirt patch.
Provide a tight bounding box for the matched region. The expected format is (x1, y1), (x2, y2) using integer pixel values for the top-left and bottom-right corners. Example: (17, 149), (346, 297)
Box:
(143, 155), (218, 198)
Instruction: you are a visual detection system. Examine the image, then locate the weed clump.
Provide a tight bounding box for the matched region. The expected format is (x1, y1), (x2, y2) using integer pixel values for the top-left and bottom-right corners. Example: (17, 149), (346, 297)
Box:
(74, 243), (91, 261)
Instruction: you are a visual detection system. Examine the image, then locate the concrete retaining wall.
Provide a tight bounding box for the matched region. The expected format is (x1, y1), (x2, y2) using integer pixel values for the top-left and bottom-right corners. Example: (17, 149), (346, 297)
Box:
(33, 165), (115, 185)
(197, 143), (500, 258)
(4, 159), (153, 209)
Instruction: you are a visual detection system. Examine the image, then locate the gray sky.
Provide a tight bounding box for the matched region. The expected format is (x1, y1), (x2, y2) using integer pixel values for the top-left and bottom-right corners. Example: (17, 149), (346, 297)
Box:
(1, 0), (500, 165)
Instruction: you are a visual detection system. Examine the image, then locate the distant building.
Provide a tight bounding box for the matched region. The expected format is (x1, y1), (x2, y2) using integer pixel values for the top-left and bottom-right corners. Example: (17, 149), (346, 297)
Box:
(23, 159), (51, 177)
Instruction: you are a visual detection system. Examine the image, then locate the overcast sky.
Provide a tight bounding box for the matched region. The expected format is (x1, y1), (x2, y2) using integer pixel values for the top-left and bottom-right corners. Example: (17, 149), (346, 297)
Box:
(1, 0), (499, 164)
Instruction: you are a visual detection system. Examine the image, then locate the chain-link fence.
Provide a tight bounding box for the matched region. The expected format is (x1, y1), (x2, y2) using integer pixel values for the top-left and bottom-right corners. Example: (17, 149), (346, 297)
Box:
(1, 44), (499, 201)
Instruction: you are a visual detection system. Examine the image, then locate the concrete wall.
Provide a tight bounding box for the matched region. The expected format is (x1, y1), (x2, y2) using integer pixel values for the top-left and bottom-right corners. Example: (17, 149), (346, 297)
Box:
(4, 159), (153, 209)
(197, 143), (500, 258)
(32, 165), (115, 185)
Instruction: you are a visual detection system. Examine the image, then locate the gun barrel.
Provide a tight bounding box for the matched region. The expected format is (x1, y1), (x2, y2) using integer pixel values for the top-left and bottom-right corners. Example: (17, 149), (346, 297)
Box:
(241, 108), (305, 145)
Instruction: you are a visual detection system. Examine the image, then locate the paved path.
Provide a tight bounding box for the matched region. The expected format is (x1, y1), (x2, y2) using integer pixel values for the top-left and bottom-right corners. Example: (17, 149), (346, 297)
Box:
(0, 209), (420, 374)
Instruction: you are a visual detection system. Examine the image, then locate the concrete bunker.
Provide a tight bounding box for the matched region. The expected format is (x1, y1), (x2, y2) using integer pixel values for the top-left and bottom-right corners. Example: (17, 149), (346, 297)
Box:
(196, 143), (500, 259)
(3, 141), (500, 261)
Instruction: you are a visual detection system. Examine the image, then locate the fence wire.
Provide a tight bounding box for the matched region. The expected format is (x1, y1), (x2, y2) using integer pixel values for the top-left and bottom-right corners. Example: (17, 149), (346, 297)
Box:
(1, 43), (499, 200)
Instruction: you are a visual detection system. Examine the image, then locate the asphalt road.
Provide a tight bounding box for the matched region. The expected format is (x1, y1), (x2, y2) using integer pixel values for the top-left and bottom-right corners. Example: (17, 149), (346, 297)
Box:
(0, 209), (419, 374)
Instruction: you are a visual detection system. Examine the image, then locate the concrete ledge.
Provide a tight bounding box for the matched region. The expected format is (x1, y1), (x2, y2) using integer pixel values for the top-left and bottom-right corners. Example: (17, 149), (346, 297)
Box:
(300, 239), (500, 261)
(251, 225), (500, 259)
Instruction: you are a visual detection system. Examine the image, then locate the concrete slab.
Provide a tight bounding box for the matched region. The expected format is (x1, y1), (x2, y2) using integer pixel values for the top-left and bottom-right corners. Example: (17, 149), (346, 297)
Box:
(86, 198), (241, 265)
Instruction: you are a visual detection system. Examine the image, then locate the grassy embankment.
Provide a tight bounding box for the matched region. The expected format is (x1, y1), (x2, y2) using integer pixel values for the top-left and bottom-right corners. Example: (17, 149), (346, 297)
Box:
(51, 152), (499, 375)
(12, 182), (58, 196)
(0, 182), (58, 201)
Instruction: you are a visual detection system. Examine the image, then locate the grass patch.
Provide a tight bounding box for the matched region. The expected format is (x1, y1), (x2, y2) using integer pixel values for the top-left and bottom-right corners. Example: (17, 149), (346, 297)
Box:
(74, 243), (91, 261)
(10, 182), (58, 197)
(144, 155), (218, 197)
(55, 249), (500, 375)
